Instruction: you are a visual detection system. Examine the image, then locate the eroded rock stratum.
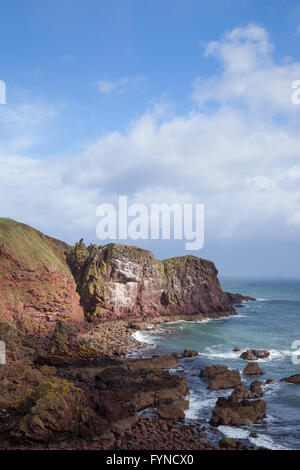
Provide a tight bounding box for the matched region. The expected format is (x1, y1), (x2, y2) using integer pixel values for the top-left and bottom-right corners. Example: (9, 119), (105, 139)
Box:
(66, 240), (235, 322)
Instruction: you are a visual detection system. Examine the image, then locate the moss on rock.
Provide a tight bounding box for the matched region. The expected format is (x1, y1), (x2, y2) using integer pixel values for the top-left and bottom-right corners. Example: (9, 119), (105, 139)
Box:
(18, 377), (93, 441)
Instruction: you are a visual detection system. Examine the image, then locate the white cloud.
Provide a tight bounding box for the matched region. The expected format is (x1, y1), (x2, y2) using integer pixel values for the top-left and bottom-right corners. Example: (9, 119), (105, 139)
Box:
(193, 23), (300, 113)
(93, 76), (147, 94)
(1, 24), (300, 250)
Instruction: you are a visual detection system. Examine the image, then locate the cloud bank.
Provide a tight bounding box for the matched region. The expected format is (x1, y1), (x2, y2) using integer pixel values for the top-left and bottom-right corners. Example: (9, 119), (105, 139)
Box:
(1, 24), (300, 268)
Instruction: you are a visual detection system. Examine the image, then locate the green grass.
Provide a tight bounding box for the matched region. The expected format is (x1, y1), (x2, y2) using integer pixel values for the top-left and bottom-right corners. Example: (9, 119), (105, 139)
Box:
(0, 218), (71, 273)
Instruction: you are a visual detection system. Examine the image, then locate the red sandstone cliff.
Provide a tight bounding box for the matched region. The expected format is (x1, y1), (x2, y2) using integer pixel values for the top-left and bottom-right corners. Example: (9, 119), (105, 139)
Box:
(0, 219), (84, 336)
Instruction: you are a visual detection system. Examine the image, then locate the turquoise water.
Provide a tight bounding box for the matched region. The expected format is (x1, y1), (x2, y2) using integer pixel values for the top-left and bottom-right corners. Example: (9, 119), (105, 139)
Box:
(134, 279), (300, 450)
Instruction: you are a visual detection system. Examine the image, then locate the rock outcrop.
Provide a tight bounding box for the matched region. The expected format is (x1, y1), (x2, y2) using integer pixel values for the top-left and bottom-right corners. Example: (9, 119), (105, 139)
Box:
(225, 292), (256, 304)
(208, 370), (241, 391)
(66, 241), (236, 322)
(200, 364), (228, 378)
(199, 364), (241, 391)
(280, 374), (300, 384)
(243, 362), (265, 376)
(240, 349), (270, 360)
(210, 397), (266, 426)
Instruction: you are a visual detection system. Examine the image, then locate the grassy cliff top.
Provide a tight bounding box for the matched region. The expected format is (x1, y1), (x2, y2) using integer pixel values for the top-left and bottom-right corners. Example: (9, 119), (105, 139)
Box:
(103, 243), (156, 264)
(0, 218), (71, 273)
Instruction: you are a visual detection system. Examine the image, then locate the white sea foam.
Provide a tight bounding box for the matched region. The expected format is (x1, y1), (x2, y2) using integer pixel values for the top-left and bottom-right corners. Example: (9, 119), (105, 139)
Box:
(218, 426), (288, 450)
(218, 425), (249, 440)
(256, 298), (268, 301)
(198, 346), (293, 362)
(184, 392), (216, 419)
(198, 347), (241, 360)
(263, 382), (281, 397)
(132, 331), (156, 345)
(268, 349), (293, 360)
(249, 434), (289, 450)
(246, 348), (294, 362)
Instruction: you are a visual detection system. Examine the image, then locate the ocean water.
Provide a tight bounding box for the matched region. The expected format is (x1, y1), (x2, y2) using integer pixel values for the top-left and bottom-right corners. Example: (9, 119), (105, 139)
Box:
(133, 278), (300, 450)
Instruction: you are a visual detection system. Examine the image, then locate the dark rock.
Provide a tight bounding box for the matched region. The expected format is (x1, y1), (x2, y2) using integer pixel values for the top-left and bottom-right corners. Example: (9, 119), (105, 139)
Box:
(225, 292), (256, 304)
(249, 380), (264, 398)
(265, 379), (274, 385)
(240, 349), (270, 360)
(233, 347), (241, 352)
(231, 384), (249, 399)
(219, 437), (237, 449)
(243, 362), (265, 376)
(249, 432), (258, 438)
(210, 397), (266, 426)
(280, 374), (300, 384)
(182, 349), (198, 358)
(208, 370), (241, 390)
(200, 364), (228, 378)
(172, 349), (198, 359)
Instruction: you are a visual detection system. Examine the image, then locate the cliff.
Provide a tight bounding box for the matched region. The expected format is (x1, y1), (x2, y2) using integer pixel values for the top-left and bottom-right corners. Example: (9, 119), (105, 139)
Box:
(0, 219), (235, 338)
(66, 241), (235, 322)
(0, 220), (240, 449)
(0, 218), (84, 336)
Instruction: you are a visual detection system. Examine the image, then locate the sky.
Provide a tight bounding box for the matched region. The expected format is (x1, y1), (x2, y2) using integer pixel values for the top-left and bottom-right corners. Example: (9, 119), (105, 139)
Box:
(1, 0), (300, 277)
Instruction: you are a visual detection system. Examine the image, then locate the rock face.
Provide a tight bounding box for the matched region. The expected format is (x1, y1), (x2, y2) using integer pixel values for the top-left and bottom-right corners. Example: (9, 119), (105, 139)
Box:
(18, 377), (94, 441)
(66, 241), (235, 322)
(240, 349), (270, 360)
(243, 362), (265, 376)
(0, 219), (84, 338)
(210, 397), (266, 426)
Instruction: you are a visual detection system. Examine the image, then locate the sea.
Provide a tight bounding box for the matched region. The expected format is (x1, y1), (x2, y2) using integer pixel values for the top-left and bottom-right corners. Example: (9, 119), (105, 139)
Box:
(132, 278), (300, 450)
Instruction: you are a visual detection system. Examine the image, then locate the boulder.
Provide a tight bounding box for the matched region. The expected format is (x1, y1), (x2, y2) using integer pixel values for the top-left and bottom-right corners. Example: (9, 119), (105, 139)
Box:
(199, 364), (228, 378)
(183, 349), (198, 358)
(249, 380), (264, 398)
(243, 362), (265, 376)
(18, 377), (94, 441)
(240, 349), (270, 361)
(265, 379), (274, 385)
(172, 349), (198, 359)
(208, 370), (241, 391)
(233, 347), (241, 352)
(231, 384), (249, 399)
(219, 437), (237, 449)
(280, 374), (300, 384)
(210, 397), (266, 426)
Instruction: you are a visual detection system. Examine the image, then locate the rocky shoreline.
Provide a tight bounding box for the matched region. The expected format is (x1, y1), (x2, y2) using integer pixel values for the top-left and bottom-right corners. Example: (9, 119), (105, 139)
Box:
(0, 310), (260, 451)
(0, 218), (264, 450)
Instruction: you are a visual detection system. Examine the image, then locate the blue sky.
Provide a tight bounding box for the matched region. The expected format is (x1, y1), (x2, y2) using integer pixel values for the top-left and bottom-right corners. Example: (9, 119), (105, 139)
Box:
(1, 0), (300, 277)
